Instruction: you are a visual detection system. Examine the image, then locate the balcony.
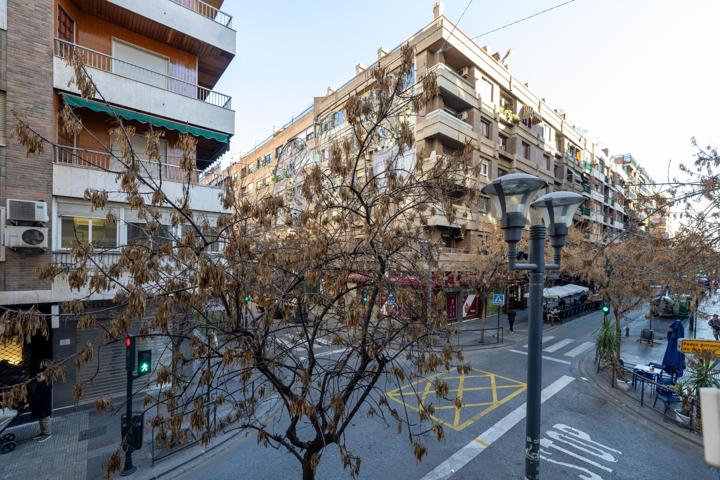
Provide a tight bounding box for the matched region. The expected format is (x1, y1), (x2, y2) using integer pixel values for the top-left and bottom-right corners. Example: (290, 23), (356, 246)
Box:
(581, 207), (591, 217)
(53, 146), (228, 212)
(54, 40), (234, 136)
(439, 247), (482, 269)
(591, 190), (604, 203)
(613, 220), (624, 230)
(417, 108), (478, 148)
(431, 63), (478, 110)
(71, 0), (234, 87)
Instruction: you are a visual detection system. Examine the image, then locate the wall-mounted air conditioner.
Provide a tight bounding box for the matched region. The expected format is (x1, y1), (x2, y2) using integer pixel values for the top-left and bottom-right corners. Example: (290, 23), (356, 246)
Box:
(6, 199), (49, 223)
(458, 66), (470, 78)
(5, 225), (48, 250)
(458, 111), (470, 121)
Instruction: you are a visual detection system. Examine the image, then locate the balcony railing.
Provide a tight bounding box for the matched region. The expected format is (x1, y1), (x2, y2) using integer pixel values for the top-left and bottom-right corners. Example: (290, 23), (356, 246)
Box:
(55, 146), (227, 188)
(168, 0), (233, 27)
(54, 39), (232, 109)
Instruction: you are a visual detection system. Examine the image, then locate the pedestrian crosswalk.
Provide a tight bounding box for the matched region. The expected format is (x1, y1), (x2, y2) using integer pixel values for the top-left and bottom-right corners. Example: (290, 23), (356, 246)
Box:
(514, 336), (595, 363)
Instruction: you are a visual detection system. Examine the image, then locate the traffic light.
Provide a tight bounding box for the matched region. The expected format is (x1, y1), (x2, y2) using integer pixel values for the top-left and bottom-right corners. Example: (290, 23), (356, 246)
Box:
(137, 350), (151, 376)
(243, 294), (252, 302)
(361, 289), (369, 303)
(124, 336), (135, 372)
(602, 305), (610, 314)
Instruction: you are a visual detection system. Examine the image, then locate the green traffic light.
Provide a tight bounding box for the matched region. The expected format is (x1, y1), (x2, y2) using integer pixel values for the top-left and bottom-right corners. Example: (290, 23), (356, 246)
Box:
(243, 294), (252, 302)
(139, 362), (150, 373)
(602, 305), (610, 314)
(137, 349), (152, 376)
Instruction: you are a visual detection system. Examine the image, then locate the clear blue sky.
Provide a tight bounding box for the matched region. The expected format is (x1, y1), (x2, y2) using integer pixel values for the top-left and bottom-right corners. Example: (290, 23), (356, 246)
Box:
(215, 0), (720, 184)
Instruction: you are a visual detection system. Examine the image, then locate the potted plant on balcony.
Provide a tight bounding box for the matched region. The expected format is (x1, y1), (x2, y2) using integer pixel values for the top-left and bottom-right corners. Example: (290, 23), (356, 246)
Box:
(498, 107), (520, 125)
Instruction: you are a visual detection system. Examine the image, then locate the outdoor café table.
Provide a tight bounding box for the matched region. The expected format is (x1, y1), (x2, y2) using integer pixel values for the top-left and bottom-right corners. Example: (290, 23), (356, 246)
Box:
(633, 364), (662, 388)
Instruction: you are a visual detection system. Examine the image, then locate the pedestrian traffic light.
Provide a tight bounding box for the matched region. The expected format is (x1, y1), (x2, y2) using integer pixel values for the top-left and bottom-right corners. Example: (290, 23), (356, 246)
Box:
(361, 289), (369, 303)
(602, 305), (610, 314)
(124, 337), (132, 348)
(243, 294), (252, 302)
(137, 350), (151, 376)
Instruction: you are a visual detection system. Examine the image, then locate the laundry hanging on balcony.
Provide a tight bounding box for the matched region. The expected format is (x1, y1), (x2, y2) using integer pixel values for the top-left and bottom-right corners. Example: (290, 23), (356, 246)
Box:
(61, 94), (229, 144)
(519, 105), (542, 126)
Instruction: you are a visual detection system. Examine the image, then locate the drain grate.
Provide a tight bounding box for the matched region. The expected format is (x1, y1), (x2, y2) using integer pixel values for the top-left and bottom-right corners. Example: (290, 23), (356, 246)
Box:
(78, 425), (107, 441)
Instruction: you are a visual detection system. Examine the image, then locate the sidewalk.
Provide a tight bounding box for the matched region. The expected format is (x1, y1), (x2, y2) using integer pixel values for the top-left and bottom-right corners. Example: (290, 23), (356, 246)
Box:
(582, 293), (720, 448)
(0, 398), (245, 480)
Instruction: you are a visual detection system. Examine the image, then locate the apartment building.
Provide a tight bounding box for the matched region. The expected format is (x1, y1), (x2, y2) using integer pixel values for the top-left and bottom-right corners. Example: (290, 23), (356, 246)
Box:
(0, 0), (235, 408)
(613, 153), (668, 236)
(227, 3), (659, 318)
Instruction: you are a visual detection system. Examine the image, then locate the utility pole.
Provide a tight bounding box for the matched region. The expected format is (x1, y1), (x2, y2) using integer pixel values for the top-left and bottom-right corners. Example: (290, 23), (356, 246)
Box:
(122, 336), (137, 476)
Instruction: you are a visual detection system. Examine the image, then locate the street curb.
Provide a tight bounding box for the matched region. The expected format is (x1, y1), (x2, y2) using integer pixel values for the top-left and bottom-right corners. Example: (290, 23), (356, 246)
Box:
(577, 351), (703, 448)
(132, 429), (244, 480)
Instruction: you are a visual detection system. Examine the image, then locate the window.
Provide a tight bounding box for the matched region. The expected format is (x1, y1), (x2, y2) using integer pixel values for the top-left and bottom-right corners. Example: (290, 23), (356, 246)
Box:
(181, 225), (221, 253)
(522, 142), (530, 160)
(61, 216), (117, 249)
(112, 40), (168, 89)
(256, 158), (261, 169)
(306, 127), (315, 140)
(481, 118), (491, 139)
(57, 6), (74, 42)
(498, 168), (508, 177)
(247, 163), (255, 174)
(500, 94), (513, 111)
(262, 153), (272, 166)
(127, 223), (172, 247)
(480, 161), (489, 177)
(275, 146), (282, 158)
(478, 197), (489, 213)
(332, 110), (346, 128)
(479, 77), (493, 104)
(498, 134), (508, 151)
(0, 91), (6, 146)
(0, 0), (6, 30)
(544, 154), (551, 171)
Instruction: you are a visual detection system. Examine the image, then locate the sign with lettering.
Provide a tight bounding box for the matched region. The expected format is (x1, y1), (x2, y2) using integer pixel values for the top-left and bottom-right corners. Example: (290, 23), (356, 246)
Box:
(679, 339), (720, 355)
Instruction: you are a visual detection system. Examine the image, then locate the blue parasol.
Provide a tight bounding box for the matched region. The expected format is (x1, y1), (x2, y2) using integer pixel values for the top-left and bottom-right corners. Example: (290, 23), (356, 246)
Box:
(662, 319), (685, 378)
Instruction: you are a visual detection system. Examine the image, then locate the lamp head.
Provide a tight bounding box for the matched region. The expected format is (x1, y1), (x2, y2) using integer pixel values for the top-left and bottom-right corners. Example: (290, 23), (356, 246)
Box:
(480, 173), (547, 243)
(531, 191), (584, 248)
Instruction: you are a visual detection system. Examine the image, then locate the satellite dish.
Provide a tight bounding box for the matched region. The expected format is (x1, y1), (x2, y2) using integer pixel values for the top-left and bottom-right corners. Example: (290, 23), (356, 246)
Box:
(272, 136), (314, 225)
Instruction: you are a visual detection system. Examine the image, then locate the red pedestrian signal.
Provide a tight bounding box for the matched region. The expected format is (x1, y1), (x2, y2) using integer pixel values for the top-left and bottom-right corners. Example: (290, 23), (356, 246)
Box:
(125, 337), (132, 348)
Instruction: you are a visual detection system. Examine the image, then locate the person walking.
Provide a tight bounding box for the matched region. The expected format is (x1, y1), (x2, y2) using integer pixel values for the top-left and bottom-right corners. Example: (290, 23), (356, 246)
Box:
(28, 372), (52, 441)
(507, 309), (517, 333)
(709, 314), (720, 341)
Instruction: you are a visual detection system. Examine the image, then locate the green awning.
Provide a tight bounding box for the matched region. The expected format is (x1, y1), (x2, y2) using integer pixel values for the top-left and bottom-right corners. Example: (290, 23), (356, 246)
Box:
(62, 94), (229, 144)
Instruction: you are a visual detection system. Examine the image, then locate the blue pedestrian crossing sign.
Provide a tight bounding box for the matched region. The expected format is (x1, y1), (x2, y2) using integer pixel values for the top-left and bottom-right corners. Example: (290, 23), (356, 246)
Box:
(387, 294), (397, 307)
(492, 293), (505, 306)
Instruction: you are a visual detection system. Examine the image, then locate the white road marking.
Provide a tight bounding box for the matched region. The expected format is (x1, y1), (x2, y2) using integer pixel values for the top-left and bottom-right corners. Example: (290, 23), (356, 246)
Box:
(509, 349), (572, 365)
(419, 375), (575, 480)
(544, 338), (575, 353)
(563, 341), (595, 358)
(298, 348), (346, 361)
(315, 337), (331, 346)
(523, 335), (555, 348)
(540, 424), (622, 479)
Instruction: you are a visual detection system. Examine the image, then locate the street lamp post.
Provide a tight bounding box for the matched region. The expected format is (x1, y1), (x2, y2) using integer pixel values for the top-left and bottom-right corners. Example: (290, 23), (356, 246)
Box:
(481, 174), (583, 479)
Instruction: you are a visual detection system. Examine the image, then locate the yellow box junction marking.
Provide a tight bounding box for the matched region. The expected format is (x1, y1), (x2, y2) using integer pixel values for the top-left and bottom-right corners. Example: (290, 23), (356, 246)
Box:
(385, 369), (527, 431)
(680, 339), (720, 355)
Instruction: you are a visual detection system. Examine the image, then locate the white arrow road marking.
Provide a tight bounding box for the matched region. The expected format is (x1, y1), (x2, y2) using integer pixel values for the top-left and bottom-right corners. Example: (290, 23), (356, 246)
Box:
(544, 338), (575, 353)
(509, 349), (571, 365)
(539, 449), (604, 480)
(419, 375), (575, 480)
(564, 342), (595, 358)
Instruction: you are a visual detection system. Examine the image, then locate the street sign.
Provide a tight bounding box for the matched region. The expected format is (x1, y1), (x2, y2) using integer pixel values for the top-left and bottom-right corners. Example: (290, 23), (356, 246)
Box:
(387, 294), (397, 307)
(492, 293), (505, 306)
(679, 339), (720, 355)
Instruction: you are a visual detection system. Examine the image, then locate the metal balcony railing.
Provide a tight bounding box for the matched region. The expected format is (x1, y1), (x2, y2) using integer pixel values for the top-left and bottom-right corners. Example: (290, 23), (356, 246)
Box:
(55, 146), (227, 188)
(54, 39), (232, 109)
(168, 0), (233, 27)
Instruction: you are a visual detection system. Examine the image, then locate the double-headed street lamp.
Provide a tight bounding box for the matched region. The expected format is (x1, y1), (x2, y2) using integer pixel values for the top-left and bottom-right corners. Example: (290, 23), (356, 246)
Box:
(481, 173), (583, 480)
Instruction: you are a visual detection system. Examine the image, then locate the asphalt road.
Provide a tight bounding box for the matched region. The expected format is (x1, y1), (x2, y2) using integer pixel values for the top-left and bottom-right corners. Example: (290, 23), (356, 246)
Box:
(173, 312), (716, 479)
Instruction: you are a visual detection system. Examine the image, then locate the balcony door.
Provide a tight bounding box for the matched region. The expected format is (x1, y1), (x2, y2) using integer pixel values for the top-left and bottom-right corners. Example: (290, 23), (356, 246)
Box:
(111, 133), (167, 178)
(112, 39), (169, 90)
(57, 6), (74, 43)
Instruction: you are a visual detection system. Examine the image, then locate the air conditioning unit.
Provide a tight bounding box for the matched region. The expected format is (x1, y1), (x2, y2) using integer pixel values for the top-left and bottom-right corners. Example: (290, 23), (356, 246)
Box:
(458, 66), (470, 78)
(5, 226), (48, 249)
(6, 199), (49, 223)
(458, 111), (470, 121)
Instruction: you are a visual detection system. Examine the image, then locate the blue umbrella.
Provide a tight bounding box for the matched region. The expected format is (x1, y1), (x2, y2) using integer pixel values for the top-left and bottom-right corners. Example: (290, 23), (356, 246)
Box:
(662, 319), (685, 378)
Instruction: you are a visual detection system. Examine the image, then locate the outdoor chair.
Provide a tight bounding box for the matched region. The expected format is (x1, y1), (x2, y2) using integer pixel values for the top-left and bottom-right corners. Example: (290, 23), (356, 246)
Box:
(653, 383), (681, 414)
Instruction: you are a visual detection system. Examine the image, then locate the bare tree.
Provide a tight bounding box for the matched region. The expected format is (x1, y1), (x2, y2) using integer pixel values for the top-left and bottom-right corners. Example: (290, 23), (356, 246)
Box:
(0, 45), (487, 479)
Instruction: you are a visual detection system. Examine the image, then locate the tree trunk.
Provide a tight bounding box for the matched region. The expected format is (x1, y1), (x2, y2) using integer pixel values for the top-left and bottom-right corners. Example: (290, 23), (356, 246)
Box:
(302, 461), (315, 480)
